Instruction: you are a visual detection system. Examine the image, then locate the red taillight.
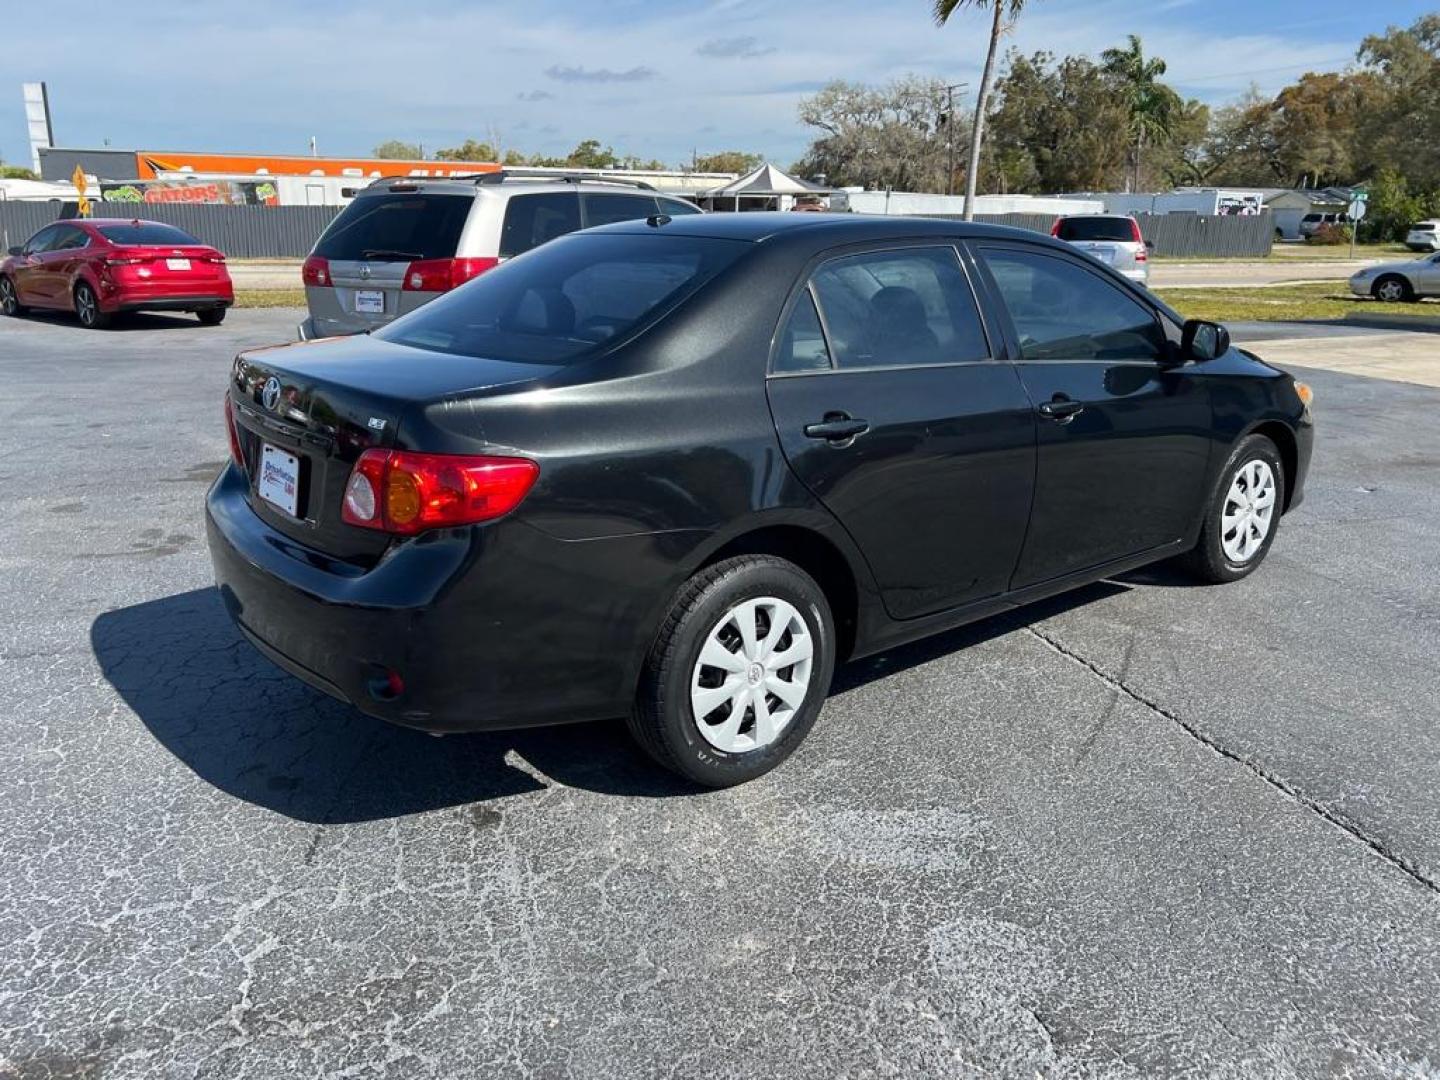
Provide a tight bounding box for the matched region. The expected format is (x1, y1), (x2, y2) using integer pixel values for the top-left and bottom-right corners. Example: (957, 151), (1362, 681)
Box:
(402, 257), (499, 292)
(1050, 217), (1063, 237)
(340, 449), (538, 535)
(203, 253), (227, 264)
(224, 397), (244, 467)
(302, 255), (331, 287)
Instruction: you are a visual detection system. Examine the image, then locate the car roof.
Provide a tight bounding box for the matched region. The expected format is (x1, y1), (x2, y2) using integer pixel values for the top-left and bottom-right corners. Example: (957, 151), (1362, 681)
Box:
(597, 211), (1064, 247)
(353, 177), (678, 199)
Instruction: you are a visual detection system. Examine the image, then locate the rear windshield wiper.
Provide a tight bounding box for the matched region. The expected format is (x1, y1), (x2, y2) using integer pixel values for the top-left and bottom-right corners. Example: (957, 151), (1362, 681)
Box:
(359, 249), (423, 261)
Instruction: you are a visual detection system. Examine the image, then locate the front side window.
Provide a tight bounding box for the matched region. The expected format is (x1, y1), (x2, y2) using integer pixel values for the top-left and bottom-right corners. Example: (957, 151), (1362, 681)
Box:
(95, 222), (201, 246)
(808, 246), (989, 370)
(378, 233), (747, 364)
(499, 193), (582, 257)
(981, 247), (1166, 362)
(24, 226), (60, 254)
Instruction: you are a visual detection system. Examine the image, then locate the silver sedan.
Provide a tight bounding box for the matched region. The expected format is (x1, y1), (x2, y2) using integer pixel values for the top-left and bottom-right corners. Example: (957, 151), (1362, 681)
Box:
(1349, 254), (1440, 302)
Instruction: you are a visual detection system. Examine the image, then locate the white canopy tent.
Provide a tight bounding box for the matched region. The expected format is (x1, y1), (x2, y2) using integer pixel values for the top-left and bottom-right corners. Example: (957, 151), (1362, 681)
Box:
(697, 163), (831, 212)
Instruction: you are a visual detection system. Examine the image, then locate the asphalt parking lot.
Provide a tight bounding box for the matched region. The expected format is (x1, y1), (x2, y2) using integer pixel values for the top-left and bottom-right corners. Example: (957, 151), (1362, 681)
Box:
(3, 308), (1440, 1079)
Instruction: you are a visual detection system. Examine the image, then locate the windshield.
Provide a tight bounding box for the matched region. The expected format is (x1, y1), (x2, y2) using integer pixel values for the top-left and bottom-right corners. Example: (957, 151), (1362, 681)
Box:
(378, 233), (748, 364)
(314, 194), (471, 261)
(1056, 218), (1137, 242)
(96, 222), (202, 246)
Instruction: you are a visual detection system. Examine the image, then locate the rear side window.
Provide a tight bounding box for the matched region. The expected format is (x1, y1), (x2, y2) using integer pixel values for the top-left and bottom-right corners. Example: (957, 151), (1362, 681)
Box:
(500, 193), (581, 257)
(774, 290), (833, 373)
(378, 233), (747, 364)
(981, 247), (1165, 362)
(808, 247), (989, 369)
(95, 222), (200, 246)
(1056, 217), (1135, 242)
(313, 194), (471, 261)
(582, 193), (661, 227)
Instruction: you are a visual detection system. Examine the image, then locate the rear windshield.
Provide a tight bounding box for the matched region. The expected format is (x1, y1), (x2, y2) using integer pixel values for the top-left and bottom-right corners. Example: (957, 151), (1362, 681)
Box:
(96, 222), (201, 246)
(1411, 222), (1437, 232)
(378, 233), (748, 364)
(1056, 217), (1136, 242)
(314, 193), (471, 261)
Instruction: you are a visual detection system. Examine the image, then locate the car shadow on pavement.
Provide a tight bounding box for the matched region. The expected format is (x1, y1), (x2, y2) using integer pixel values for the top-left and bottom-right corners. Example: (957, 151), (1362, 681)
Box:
(90, 588), (698, 824)
(19, 310), (211, 333)
(93, 580), (1135, 823)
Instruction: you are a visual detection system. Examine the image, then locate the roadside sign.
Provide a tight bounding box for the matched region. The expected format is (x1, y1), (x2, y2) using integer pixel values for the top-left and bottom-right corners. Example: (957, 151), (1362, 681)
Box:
(1348, 198), (1367, 221)
(72, 164), (91, 218)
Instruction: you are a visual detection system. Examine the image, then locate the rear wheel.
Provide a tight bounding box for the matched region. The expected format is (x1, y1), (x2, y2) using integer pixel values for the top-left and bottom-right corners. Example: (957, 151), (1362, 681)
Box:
(1177, 434), (1285, 584)
(197, 308), (227, 326)
(1373, 275), (1414, 303)
(629, 555), (836, 787)
(74, 282), (110, 329)
(0, 276), (25, 316)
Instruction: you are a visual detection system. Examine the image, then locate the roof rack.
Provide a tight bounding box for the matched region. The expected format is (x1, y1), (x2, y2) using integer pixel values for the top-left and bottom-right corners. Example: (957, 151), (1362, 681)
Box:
(474, 169), (656, 192)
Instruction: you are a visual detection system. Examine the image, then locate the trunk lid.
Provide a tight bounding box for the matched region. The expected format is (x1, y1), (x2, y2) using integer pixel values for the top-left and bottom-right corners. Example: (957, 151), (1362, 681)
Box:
(229, 335), (560, 562)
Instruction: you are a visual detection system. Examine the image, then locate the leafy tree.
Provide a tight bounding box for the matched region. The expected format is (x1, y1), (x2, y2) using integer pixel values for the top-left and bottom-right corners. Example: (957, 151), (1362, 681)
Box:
(1, 165), (39, 180)
(794, 77), (958, 192)
(934, 0), (1031, 219)
(694, 151), (763, 174)
(566, 140), (620, 169)
(1360, 168), (1440, 242)
(1101, 34), (1183, 192)
(373, 140), (422, 159)
(434, 139), (499, 162)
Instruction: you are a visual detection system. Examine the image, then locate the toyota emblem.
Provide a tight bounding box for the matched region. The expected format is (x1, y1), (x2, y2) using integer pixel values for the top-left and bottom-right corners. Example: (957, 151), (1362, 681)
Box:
(359, 264), (371, 280)
(262, 376), (282, 411)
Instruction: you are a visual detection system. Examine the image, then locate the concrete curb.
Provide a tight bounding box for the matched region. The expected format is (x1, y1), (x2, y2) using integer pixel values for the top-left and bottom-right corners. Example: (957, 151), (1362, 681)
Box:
(1341, 312), (1440, 334)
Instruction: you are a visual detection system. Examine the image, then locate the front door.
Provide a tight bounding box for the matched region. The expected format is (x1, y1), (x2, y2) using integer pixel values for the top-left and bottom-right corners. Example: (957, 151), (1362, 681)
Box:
(766, 243), (1036, 620)
(973, 243), (1213, 589)
(12, 224), (60, 306)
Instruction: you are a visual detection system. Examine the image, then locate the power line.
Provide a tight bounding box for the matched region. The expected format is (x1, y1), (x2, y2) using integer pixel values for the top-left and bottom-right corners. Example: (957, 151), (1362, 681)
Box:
(1173, 54), (1357, 85)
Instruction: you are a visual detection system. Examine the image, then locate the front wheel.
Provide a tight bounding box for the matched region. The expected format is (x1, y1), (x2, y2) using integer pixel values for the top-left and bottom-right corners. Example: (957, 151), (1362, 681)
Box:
(74, 282), (111, 329)
(1177, 434), (1285, 584)
(629, 555), (836, 787)
(0, 276), (25, 316)
(197, 308), (227, 326)
(1373, 275), (1414, 303)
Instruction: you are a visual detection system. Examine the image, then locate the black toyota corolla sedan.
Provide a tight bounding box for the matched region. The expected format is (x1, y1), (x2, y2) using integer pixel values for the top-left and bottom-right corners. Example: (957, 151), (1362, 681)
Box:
(208, 213), (1313, 787)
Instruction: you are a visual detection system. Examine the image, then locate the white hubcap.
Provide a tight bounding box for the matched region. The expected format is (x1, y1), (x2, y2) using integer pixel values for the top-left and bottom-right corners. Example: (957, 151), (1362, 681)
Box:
(691, 596), (813, 753)
(1221, 459), (1277, 563)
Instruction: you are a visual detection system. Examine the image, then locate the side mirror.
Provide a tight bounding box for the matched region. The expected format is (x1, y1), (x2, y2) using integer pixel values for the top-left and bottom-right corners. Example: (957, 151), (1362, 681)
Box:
(1182, 319), (1230, 362)
(1144, 239), (1155, 250)
(6, 246), (22, 257)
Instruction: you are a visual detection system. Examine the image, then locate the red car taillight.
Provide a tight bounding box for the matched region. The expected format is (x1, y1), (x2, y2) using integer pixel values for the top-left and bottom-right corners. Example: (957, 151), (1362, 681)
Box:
(341, 449), (538, 535)
(1130, 218), (1147, 261)
(224, 397), (244, 467)
(1050, 217), (1063, 237)
(302, 255), (331, 287)
(402, 257), (499, 292)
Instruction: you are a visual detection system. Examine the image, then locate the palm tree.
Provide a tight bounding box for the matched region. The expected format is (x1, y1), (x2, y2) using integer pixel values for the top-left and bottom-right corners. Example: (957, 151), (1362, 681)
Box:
(933, 0), (1029, 221)
(1101, 34), (1183, 192)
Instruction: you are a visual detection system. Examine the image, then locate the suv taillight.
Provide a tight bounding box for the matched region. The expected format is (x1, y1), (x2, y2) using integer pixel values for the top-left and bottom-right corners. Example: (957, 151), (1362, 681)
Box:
(1130, 218), (1147, 260)
(302, 255), (331, 287)
(341, 449), (538, 535)
(403, 257), (499, 292)
(224, 397), (244, 467)
(1050, 217), (1063, 237)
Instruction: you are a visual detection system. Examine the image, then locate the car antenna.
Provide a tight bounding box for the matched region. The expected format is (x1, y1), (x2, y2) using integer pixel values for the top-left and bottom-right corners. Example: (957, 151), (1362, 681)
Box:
(646, 214), (671, 227)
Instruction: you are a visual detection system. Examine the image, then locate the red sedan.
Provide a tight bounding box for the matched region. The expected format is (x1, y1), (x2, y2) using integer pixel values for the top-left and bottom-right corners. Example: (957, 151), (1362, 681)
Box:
(0, 218), (233, 329)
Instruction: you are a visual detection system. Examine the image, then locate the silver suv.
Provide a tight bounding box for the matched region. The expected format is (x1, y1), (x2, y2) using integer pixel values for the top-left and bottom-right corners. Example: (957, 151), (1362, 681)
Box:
(1051, 214), (1151, 285)
(298, 171), (703, 338)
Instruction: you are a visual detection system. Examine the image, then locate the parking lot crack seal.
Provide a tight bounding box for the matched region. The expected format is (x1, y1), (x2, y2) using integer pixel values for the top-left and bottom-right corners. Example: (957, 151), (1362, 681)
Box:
(1023, 624), (1440, 897)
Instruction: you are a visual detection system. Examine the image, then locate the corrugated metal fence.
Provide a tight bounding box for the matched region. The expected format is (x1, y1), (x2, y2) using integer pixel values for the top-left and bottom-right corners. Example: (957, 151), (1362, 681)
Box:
(0, 202), (340, 258)
(2, 201), (1274, 260)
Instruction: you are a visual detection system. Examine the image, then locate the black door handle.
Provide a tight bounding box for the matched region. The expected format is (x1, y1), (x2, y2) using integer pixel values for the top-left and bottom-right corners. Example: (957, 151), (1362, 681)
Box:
(1037, 396), (1085, 422)
(804, 414), (869, 441)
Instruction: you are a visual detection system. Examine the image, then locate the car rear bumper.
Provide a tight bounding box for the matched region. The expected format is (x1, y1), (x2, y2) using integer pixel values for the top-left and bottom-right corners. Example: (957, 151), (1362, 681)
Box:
(101, 277), (235, 312)
(114, 295), (233, 312)
(206, 462), (683, 733)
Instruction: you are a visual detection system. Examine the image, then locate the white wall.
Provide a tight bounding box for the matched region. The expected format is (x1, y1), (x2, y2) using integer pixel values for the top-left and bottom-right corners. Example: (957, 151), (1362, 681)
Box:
(837, 191), (1103, 216)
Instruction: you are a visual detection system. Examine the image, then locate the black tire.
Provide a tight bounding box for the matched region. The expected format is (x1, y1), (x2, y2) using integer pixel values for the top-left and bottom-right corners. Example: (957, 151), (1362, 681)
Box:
(74, 282), (111, 329)
(629, 555), (836, 787)
(1177, 433), (1285, 584)
(0, 276), (25, 317)
(197, 308), (227, 326)
(1372, 274), (1415, 303)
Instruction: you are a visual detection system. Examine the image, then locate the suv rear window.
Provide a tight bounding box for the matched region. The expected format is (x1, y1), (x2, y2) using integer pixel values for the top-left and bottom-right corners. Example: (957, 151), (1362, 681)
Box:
(313, 194), (471, 261)
(1055, 217), (1136, 242)
(1410, 222), (1437, 232)
(378, 233), (747, 364)
(96, 222), (201, 246)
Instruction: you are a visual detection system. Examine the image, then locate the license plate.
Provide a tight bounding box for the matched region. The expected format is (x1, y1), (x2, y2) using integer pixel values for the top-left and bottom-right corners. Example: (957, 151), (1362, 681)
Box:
(355, 289), (384, 314)
(165, 257), (191, 271)
(258, 444), (301, 518)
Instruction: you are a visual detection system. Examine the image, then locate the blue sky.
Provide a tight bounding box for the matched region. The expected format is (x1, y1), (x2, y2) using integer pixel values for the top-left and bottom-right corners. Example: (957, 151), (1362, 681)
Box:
(3, 0), (1433, 171)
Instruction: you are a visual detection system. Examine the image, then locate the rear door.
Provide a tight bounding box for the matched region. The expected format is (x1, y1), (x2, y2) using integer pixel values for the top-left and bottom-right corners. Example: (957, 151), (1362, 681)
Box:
(312, 192), (473, 332)
(45, 226), (91, 302)
(765, 243), (1036, 620)
(972, 242), (1212, 589)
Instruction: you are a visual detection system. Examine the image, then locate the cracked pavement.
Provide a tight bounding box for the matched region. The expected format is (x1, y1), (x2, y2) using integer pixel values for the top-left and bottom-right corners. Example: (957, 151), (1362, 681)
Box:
(2, 308), (1439, 1079)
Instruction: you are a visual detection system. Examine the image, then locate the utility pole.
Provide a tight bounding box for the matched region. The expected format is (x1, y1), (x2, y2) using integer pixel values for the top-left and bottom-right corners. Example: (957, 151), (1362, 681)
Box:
(943, 82), (968, 198)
